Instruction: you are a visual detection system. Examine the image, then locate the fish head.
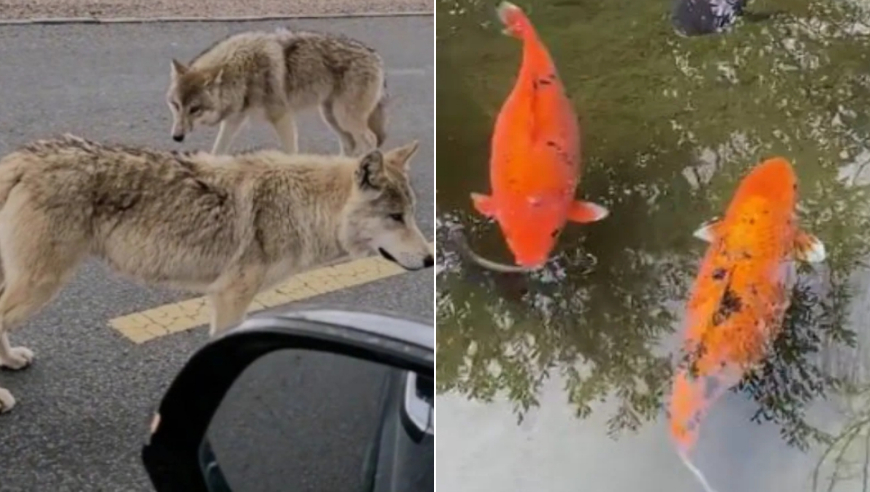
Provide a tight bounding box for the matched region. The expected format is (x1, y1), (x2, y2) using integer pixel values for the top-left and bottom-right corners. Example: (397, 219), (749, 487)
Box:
(499, 194), (567, 268)
(737, 156), (798, 210)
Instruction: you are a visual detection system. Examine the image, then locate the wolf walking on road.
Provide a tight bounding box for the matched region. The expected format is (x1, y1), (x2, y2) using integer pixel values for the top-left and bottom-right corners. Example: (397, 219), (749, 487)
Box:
(0, 134), (432, 412)
(166, 27), (389, 156)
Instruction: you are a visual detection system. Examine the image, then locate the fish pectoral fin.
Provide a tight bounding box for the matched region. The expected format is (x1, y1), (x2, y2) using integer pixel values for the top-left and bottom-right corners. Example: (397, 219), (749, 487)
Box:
(794, 230), (826, 263)
(567, 201), (609, 223)
(470, 193), (497, 218)
(693, 218), (724, 242)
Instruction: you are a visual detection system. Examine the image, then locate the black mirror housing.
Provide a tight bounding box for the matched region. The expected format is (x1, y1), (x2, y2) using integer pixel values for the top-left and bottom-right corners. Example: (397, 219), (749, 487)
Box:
(142, 308), (433, 492)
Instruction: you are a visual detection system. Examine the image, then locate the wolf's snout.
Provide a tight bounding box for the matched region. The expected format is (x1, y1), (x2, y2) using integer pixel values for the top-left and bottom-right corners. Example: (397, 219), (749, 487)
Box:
(378, 248), (435, 271)
(172, 134), (185, 142)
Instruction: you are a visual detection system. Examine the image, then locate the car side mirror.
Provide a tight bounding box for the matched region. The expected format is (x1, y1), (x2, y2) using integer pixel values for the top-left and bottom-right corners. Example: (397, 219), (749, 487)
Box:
(141, 309), (434, 492)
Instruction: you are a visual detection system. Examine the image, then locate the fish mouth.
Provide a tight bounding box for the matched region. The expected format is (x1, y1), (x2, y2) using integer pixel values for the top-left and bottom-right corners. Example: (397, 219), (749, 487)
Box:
(514, 257), (548, 270)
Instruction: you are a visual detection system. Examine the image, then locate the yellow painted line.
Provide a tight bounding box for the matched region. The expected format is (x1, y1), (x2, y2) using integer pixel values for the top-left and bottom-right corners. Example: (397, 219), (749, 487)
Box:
(109, 246), (431, 344)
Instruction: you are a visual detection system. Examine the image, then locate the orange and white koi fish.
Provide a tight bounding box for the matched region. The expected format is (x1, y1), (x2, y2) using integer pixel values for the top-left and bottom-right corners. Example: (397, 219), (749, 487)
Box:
(668, 157), (825, 492)
(468, 1), (608, 273)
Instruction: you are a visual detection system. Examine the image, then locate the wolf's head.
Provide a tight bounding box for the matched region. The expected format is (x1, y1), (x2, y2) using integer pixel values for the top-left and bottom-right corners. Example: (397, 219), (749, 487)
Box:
(340, 141), (433, 271)
(166, 59), (226, 143)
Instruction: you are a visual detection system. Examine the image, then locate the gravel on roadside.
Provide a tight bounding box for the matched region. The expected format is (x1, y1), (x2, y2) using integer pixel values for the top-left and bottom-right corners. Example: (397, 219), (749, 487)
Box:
(0, 0), (432, 20)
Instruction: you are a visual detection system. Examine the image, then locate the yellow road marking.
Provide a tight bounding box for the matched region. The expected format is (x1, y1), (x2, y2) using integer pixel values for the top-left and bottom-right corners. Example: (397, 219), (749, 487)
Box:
(109, 249), (429, 344)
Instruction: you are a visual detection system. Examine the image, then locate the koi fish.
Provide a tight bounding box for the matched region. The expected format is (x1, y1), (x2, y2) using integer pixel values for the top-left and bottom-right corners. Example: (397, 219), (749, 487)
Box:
(468, 1), (608, 273)
(667, 157), (825, 492)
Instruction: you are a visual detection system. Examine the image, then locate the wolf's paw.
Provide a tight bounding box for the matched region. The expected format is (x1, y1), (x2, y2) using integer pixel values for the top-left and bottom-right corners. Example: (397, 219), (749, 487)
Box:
(1, 346), (34, 370)
(0, 387), (15, 413)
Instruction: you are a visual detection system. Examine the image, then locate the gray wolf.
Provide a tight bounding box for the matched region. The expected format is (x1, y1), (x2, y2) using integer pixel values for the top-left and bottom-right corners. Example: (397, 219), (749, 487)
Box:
(0, 135), (432, 412)
(166, 28), (388, 156)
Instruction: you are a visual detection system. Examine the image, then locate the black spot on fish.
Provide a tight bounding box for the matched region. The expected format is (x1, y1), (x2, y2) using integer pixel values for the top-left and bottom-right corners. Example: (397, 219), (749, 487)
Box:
(550, 229), (560, 238)
(544, 140), (572, 165)
(712, 286), (743, 326)
(712, 268), (727, 280)
(538, 78), (553, 86)
(742, 251), (752, 260)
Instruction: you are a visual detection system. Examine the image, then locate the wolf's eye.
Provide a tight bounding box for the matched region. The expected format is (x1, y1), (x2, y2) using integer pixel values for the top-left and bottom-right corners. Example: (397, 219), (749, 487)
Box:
(189, 105), (203, 115)
(389, 213), (405, 223)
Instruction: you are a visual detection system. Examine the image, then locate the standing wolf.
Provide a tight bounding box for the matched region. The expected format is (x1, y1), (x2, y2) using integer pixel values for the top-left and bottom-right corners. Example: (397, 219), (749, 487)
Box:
(0, 135), (432, 412)
(166, 28), (388, 156)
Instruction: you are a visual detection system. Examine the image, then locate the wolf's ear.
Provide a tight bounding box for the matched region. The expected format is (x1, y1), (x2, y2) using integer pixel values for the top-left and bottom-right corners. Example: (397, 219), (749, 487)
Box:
(355, 150), (385, 191)
(208, 68), (224, 88)
(170, 59), (188, 80)
(385, 140), (419, 171)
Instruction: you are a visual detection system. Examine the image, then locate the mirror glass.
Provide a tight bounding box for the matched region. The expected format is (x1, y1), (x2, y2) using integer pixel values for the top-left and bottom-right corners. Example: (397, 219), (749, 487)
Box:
(199, 348), (434, 492)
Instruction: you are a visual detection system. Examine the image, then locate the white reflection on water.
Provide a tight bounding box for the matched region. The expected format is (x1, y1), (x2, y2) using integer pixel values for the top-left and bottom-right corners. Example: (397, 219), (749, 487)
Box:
(437, 373), (849, 492)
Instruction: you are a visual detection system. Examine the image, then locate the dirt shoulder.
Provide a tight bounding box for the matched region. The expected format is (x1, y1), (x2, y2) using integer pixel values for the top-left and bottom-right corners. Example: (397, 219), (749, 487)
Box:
(0, 0), (432, 20)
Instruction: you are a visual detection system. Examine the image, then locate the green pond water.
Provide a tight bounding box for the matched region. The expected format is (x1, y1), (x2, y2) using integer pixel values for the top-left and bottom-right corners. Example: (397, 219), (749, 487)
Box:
(436, 0), (870, 490)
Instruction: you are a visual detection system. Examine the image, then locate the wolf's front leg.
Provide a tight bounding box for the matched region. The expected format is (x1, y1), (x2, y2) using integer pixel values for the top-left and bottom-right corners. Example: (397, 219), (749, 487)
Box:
(206, 274), (262, 337)
(0, 333), (33, 370)
(268, 111), (299, 154)
(0, 385), (14, 413)
(0, 334), (27, 413)
(211, 114), (247, 155)
(207, 293), (253, 338)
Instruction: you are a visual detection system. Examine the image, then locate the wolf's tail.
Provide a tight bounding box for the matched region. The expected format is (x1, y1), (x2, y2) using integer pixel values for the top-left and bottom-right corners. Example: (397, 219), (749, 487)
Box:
(0, 157), (25, 292)
(0, 161), (22, 212)
(368, 78), (388, 148)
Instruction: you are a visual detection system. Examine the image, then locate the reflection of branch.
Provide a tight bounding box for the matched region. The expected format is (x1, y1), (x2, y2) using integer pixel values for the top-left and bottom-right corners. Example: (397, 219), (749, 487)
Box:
(849, 157), (870, 188)
(812, 422), (855, 491)
(829, 430), (854, 492)
(812, 396), (870, 492)
(862, 429), (869, 491)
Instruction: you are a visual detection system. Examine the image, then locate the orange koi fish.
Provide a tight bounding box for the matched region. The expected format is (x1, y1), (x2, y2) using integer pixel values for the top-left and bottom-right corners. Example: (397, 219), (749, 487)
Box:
(468, 1), (608, 272)
(668, 157), (825, 492)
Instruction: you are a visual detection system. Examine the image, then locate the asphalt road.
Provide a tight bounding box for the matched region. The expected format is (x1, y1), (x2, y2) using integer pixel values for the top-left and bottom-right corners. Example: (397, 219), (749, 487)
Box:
(0, 16), (433, 492)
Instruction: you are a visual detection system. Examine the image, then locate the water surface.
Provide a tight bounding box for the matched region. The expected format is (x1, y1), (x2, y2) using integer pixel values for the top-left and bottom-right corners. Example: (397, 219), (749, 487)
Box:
(436, 1), (870, 490)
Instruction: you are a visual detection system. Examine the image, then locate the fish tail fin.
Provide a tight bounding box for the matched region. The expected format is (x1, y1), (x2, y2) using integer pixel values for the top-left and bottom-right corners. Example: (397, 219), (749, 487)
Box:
(678, 450), (720, 492)
(496, 1), (533, 39)
(668, 369), (703, 452)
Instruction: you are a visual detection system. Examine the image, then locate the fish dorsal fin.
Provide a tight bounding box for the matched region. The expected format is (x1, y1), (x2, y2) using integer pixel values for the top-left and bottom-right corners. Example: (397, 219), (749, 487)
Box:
(794, 230), (826, 263)
(693, 218), (723, 243)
